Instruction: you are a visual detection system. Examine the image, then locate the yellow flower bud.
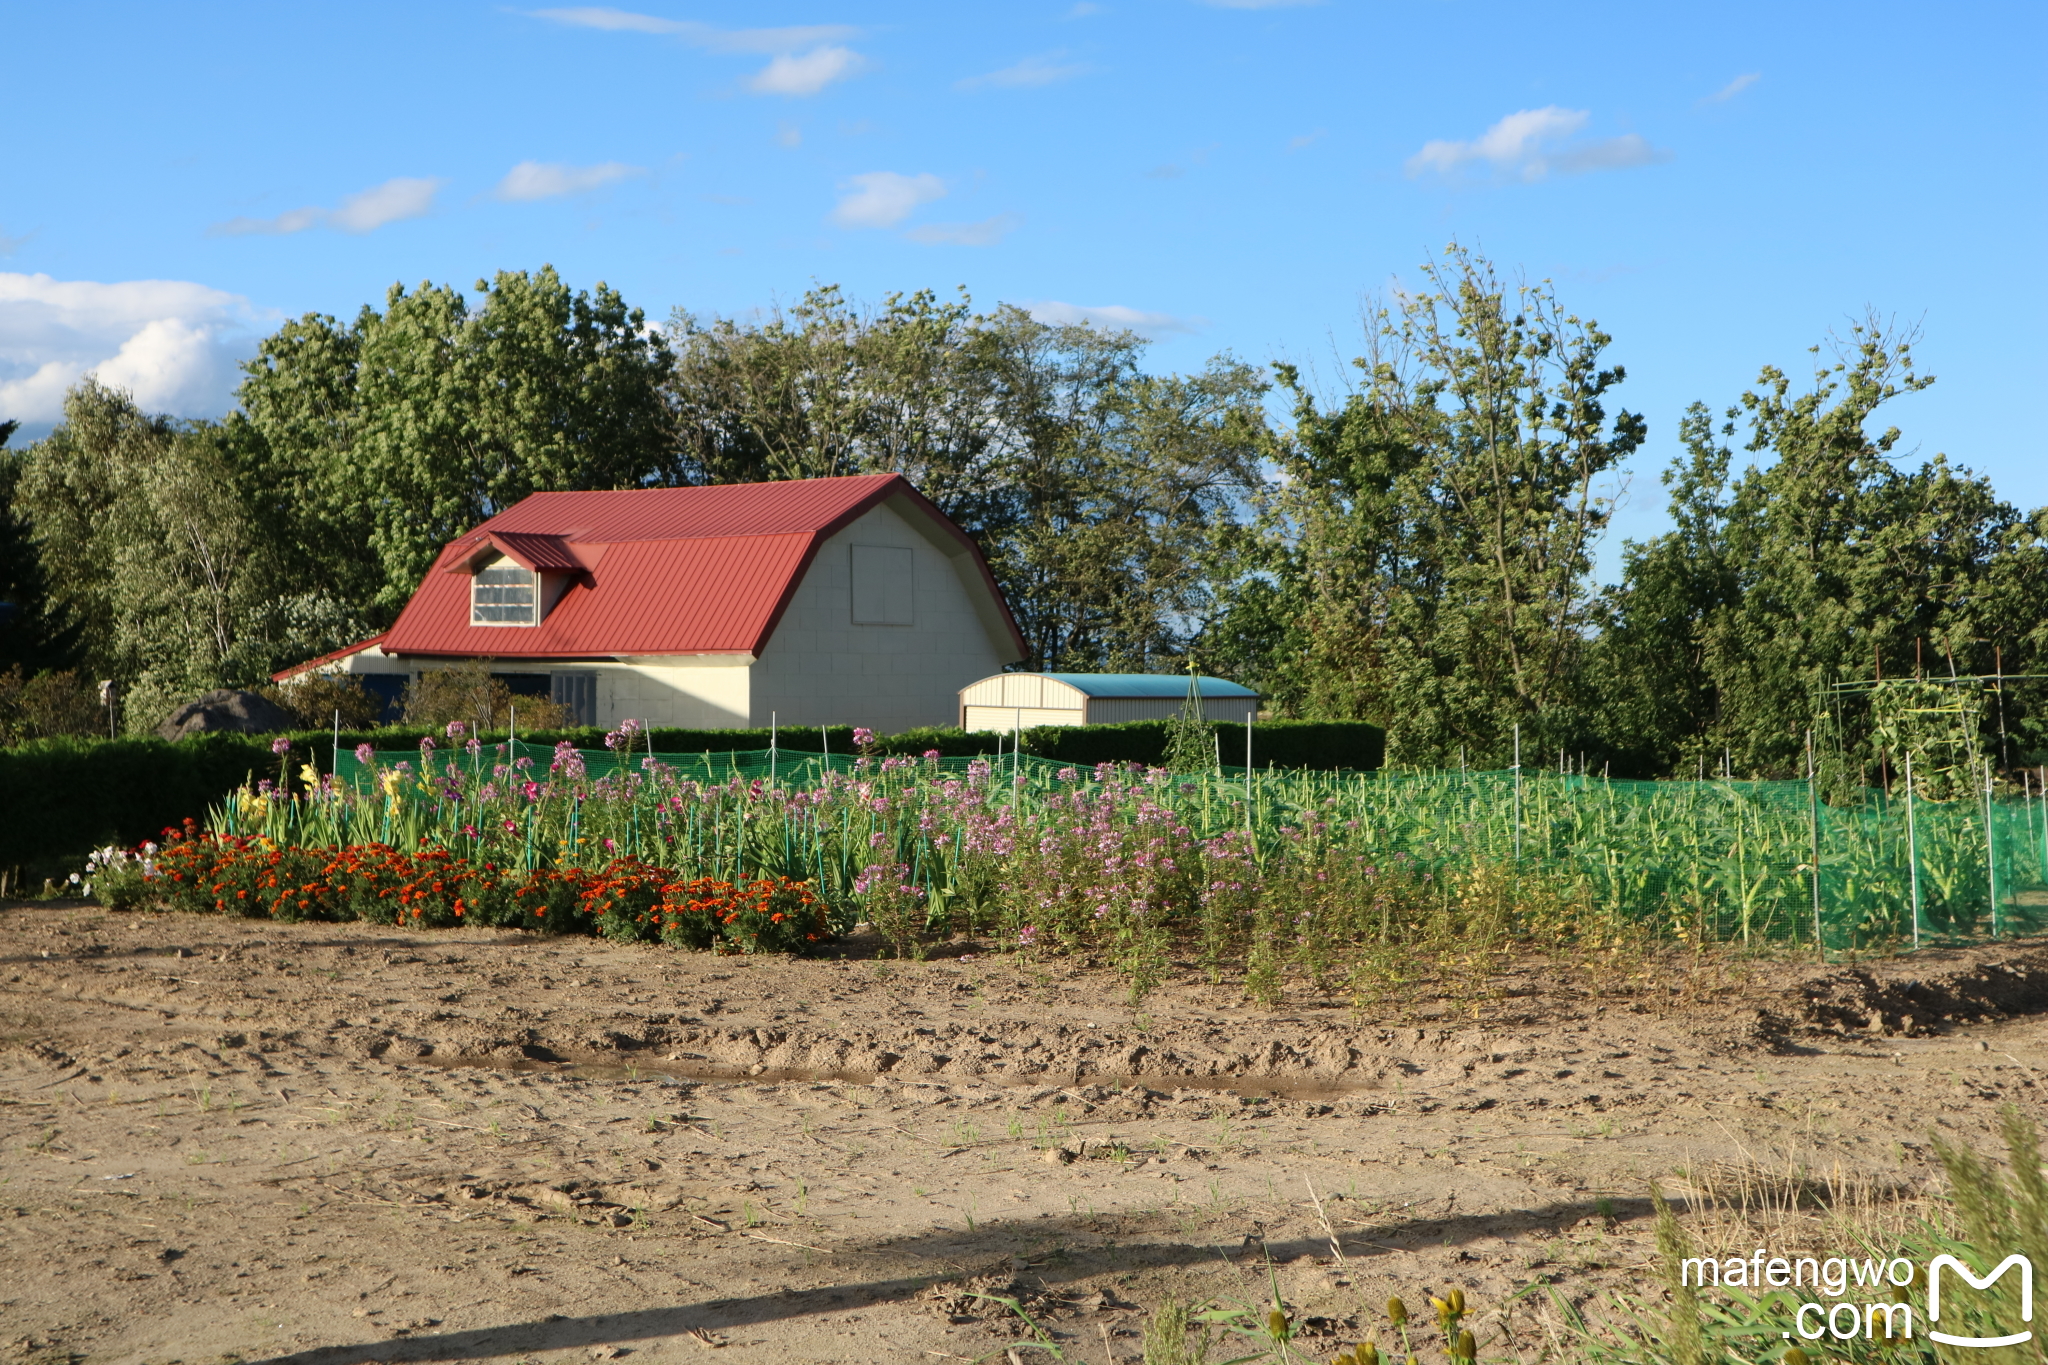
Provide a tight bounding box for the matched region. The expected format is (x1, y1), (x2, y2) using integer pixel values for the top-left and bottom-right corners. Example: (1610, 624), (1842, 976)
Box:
(1387, 1297), (1408, 1325)
(1456, 1329), (1476, 1360)
(1783, 1349), (1810, 1365)
(1357, 1345), (1380, 1365)
(1267, 1308), (1289, 1338)
(1448, 1288), (1465, 1314)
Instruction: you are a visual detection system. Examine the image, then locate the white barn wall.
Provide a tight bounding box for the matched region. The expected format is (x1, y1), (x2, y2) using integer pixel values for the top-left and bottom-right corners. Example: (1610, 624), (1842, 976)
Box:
(599, 659), (751, 728)
(750, 498), (1012, 731)
(320, 652), (753, 729)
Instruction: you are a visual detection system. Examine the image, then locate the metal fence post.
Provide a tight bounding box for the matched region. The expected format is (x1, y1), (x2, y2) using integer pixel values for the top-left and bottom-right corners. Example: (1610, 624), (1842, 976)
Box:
(1905, 750), (1922, 950)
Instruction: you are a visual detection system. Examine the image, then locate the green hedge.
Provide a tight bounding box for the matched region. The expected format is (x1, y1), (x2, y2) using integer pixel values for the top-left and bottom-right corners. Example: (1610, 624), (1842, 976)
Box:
(1, 719), (1383, 882)
(0, 734), (285, 884)
(1018, 718), (1384, 771)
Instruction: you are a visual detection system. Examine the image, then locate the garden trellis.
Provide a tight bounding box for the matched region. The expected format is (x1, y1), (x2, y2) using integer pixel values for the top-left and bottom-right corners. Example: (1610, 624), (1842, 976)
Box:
(207, 727), (2048, 956)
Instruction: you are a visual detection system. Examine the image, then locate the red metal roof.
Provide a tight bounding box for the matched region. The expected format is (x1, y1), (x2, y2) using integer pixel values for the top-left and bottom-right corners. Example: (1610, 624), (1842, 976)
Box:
(446, 530), (589, 574)
(379, 474), (1026, 662)
(272, 632), (389, 682)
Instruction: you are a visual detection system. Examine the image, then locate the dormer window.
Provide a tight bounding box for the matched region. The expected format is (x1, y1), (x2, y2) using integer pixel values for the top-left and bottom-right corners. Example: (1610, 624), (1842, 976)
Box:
(472, 560), (538, 625)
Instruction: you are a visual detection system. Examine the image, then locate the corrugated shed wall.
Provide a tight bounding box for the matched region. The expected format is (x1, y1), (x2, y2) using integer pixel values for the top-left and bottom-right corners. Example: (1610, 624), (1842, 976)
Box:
(1087, 698), (1262, 724)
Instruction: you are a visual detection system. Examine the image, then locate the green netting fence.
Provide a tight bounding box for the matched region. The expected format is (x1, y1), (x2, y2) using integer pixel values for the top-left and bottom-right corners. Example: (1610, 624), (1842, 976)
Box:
(283, 742), (2048, 953)
(326, 739), (1103, 788)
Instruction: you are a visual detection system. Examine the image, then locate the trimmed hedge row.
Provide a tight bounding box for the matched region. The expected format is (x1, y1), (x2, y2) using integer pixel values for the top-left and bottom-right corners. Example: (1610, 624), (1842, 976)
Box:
(0, 718), (1382, 882)
(1019, 718), (1383, 772)
(0, 734), (286, 884)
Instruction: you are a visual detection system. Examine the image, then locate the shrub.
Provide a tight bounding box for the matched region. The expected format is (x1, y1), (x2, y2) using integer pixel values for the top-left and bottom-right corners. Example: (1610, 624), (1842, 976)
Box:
(400, 659), (573, 731)
(261, 674), (386, 731)
(0, 667), (106, 745)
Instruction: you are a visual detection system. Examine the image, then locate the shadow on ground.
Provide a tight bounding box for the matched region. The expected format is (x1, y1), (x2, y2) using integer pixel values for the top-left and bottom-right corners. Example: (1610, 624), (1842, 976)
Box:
(252, 1195), (1650, 1364)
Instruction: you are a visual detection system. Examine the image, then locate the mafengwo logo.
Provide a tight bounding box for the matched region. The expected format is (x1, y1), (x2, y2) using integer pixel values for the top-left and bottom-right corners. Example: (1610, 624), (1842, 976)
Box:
(1928, 1253), (2033, 1349)
(1681, 1249), (2033, 1346)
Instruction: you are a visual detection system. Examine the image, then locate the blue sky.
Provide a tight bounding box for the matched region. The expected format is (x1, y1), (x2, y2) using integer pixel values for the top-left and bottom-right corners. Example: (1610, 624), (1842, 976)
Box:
(4, 0), (2042, 576)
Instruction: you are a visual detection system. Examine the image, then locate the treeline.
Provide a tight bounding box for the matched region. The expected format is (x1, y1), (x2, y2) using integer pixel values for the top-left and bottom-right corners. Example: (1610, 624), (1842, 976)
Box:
(2, 246), (2043, 779)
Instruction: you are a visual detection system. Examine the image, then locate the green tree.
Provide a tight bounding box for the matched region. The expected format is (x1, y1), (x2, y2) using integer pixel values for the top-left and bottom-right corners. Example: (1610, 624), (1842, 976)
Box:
(0, 417), (82, 673)
(238, 265), (676, 614)
(1596, 320), (2048, 779)
(1584, 401), (1738, 776)
(1250, 244), (1642, 765)
(15, 382), (370, 731)
(667, 287), (1269, 671)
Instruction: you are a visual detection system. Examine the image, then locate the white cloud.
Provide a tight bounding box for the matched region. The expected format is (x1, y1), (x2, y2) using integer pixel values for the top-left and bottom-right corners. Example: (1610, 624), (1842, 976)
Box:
(493, 160), (644, 201)
(1287, 127), (1326, 151)
(776, 121), (802, 148)
(1550, 134), (1665, 174)
(210, 205), (325, 237)
(1406, 107), (1668, 182)
(531, 6), (685, 34)
(0, 272), (263, 423)
(1067, 1), (1104, 14)
(957, 52), (1092, 91)
(748, 45), (865, 95)
(328, 177), (445, 232)
(210, 176), (445, 236)
(530, 9), (854, 52)
(829, 172), (946, 229)
(531, 9), (865, 96)
(1702, 72), (1761, 104)
(904, 213), (1022, 246)
(1025, 301), (1204, 336)
(0, 228), (30, 258)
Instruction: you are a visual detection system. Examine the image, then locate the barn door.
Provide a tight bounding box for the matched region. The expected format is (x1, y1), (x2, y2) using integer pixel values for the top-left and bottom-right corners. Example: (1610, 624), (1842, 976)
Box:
(550, 672), (596, 726)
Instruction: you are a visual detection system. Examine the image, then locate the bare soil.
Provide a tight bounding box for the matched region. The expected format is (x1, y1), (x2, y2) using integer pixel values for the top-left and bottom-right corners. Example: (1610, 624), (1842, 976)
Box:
(4, 902), (2047, 1365)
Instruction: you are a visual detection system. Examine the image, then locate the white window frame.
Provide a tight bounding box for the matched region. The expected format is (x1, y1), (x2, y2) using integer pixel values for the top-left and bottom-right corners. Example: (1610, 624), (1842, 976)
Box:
(471, 560), (539, 626)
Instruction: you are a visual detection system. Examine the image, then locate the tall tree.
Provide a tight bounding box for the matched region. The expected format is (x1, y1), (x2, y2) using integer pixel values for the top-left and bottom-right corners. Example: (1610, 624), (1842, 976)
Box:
(14, 382), (370, 729)
(238, 265), (676, 615)
(666, 288), (1268, 671)
(1248, 245), (1642, 765)
(1584, 402), (1739, 776)
(1598, 321), (2048, 779)
(0, 417), (82, 672)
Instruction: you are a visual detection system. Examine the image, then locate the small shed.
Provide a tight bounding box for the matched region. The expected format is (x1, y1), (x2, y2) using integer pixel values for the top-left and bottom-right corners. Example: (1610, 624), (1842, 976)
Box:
(959, 673), (1260, 731)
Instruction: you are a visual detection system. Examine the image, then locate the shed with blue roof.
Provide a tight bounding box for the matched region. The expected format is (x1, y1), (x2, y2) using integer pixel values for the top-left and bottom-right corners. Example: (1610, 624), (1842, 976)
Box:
(958, 672), (1260, 731)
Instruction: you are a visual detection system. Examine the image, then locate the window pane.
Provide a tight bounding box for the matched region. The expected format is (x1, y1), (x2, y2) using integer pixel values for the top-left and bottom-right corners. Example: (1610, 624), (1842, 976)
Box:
(472, 564), (537, 625)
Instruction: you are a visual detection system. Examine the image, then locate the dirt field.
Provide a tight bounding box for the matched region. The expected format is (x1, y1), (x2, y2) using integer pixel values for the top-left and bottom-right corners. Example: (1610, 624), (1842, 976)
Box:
(4, 902), (2046, 1365)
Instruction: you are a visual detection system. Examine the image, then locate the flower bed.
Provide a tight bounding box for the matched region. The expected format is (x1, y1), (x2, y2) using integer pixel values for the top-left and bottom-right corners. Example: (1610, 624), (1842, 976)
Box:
(99, 819), (827, 954)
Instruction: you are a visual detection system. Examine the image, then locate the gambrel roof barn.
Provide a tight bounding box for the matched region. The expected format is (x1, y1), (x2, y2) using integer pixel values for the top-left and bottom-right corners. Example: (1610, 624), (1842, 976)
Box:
(279, 474), (1026, 732)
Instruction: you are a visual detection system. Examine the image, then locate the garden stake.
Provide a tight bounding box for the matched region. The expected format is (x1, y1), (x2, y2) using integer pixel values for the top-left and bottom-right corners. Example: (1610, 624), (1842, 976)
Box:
(1986, 756), (1999, 938)
(1905, 749), (1922, 949)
